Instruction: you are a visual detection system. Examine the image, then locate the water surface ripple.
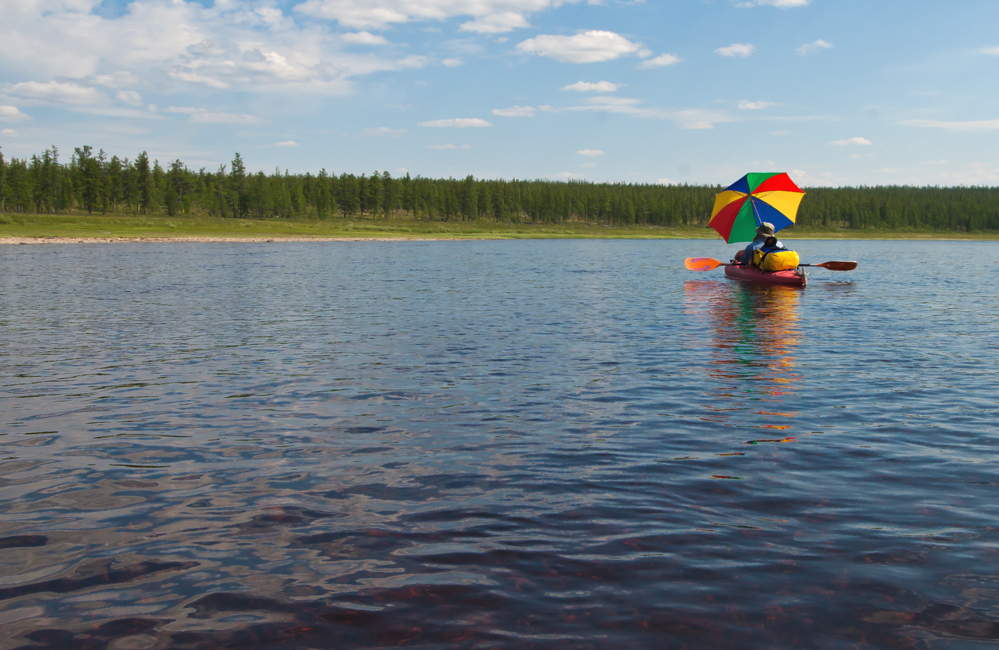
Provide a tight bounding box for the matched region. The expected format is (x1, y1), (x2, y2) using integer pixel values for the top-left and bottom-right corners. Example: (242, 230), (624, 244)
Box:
(1, 239), (998, 649)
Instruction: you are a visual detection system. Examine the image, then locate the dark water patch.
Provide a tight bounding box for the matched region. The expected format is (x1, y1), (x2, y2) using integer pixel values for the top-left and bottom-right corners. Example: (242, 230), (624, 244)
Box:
(0, 535), (48, 549)
(0, 560), (198, 601)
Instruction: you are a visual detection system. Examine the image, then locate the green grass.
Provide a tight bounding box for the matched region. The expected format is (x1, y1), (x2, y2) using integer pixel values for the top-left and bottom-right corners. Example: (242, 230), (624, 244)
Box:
(2, 212), (998, 240)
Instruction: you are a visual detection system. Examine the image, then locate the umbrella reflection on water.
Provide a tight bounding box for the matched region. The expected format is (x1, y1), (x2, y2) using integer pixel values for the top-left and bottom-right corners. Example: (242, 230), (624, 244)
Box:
(683, 280), (801, 436)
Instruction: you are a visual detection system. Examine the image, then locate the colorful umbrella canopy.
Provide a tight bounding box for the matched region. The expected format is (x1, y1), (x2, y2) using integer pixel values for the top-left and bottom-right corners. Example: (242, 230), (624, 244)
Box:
(709, 173), (805, 243)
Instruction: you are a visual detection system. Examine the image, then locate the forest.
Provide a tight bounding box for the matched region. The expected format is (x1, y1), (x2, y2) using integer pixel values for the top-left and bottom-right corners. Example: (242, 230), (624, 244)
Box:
(2, 146), (998, 232)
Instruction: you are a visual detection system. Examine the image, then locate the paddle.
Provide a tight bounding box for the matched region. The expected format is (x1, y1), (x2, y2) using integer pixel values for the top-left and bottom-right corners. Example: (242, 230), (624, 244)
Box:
(684, 257), (731, 271)
(798, 261), (857, 271)
(684, 257), (857, 272)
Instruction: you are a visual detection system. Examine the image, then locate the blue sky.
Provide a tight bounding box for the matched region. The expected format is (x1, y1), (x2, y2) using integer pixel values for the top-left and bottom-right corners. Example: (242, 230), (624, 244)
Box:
(1, 0), (998, 186)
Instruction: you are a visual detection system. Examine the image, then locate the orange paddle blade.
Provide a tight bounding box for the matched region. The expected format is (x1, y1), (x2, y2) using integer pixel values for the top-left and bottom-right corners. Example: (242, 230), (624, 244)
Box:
(816, 261), (857, 271)
(684, 257), (723, 272)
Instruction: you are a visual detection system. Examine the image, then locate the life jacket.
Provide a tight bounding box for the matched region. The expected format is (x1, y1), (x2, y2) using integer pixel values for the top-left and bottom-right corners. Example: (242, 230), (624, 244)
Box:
(752, 241), (800, 271)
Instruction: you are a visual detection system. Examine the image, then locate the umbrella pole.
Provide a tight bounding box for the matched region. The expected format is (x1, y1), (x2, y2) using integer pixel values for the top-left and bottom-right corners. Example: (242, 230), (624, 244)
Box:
(750, 197), (762, 227)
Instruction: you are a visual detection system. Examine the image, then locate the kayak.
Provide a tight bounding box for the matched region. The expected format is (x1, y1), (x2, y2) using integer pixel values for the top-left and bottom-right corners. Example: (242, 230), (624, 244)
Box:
(724, 264), (807, 287)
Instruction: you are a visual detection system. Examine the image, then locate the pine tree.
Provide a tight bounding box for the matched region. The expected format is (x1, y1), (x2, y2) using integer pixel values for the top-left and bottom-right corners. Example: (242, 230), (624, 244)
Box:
(73, 146), (101, 214)
(107, 156), (122, 213)
(381, 170), (394, 217)
(230, 153), (247, 218)
(367, 171), (383, 217)
(338, 173), (359, 216)
(135, 152), (152, 214)
(152, 159), (165, 213)
(0, 146), (5, 213)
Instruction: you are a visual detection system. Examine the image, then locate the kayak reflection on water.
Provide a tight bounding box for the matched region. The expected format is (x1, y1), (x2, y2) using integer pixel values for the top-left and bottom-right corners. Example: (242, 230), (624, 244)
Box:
(683, 279), (802, 442)
(683, 279), (802, 399)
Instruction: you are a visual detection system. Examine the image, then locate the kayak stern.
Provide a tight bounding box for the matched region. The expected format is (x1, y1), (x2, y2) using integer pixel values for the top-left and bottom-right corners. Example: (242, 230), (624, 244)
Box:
(724, 264), (807, 287)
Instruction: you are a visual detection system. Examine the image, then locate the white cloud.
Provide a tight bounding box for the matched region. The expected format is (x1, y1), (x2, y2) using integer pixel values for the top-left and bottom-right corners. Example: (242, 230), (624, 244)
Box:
(442, 58), (464, 67)
(162, 106), (262, 123)
(341, 31), (389, 45)
(798, 39), (833, 55)
(830, 136), (872, 146)
(362, 126), (408, 136)
(552, 171), (584, 180)
(737, 100), (774, 110)
(876, 168), (896, 173)
(91, 72), (141, 88)
(935, 164), (999, 185)
(0, 105), (30, 122)
(715, 43), (755, 57)
(189, 111), (264, 124)
(275, 140), (299, 147)
(656, 178), (675, 185)
(577, 148), (604, 156)
(167, 69), (231, 89)
(740, 0), (809, 6)
(517, 30), (644, 63)
(0, 1), (432, 98)
(116, 90), (143, 106)
(427, 143), (473, 149)
(566, 96), (737, 129)
(8, 81), (107, 106)
(980, 46), (999, 55)
(492, 105), (536, 117)
(418, 118), (492, 127)
(587, 96), (640, 106)
(639, 53), (682, 69)
(460, 12), (530, 34)
(790, 169), (844, 186)
(295, 0), (564, 32)
(901, 118), (999, 132)
(1, 128), (18, 137)
(560, 81), (620, 92)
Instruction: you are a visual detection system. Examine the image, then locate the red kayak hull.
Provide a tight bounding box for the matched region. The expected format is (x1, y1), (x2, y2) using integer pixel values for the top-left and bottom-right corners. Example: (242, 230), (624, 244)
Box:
(724, 264), (807, 287)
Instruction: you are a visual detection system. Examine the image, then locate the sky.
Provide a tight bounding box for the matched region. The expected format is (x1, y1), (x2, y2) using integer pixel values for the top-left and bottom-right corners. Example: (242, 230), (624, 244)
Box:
(1, 0), (998, 187)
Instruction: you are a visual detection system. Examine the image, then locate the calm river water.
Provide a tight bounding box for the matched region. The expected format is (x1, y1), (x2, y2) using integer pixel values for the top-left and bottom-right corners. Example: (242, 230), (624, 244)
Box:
(1, 239), (998, 649)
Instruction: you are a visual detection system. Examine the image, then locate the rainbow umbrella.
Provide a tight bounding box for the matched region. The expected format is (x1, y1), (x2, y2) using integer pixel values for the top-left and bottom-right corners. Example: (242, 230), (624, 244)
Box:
(709, 172), (805, 243)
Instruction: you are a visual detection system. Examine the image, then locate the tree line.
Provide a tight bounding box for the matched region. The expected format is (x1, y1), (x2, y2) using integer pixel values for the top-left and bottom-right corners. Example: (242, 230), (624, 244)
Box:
(2, 146), (998, 232)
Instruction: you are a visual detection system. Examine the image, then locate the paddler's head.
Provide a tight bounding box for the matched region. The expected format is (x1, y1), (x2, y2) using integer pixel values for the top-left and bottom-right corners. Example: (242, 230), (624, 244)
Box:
(756, 222), (775, 238)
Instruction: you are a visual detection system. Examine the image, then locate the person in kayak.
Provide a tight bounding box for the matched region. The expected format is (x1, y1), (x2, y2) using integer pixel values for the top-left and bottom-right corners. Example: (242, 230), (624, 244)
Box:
(735, 222), (775, 265)
(747, 234), (801, 272)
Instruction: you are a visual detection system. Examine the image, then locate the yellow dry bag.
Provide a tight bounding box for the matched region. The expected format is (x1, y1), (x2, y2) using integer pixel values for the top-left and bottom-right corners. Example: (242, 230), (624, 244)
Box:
(752, 249), (800, 272)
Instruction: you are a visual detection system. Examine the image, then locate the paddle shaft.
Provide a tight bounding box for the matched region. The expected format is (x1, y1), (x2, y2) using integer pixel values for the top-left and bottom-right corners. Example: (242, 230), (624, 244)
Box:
(798, 262), (858, 271)
(684, 257), (857, 272)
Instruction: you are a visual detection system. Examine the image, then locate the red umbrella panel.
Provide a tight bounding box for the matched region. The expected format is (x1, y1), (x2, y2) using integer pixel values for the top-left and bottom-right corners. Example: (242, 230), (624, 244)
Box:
(709, 173), (805, 243)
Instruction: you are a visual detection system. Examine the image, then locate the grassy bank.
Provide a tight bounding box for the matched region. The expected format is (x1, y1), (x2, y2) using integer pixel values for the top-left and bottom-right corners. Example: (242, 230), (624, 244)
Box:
(2, 212), (998, 241)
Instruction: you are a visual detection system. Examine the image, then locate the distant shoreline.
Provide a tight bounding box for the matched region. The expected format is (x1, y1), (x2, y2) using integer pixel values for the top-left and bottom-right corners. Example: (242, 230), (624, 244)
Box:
(4, 233), (999, 244)
(0, 236), (455, 244)
(3, 212), (999, 243)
